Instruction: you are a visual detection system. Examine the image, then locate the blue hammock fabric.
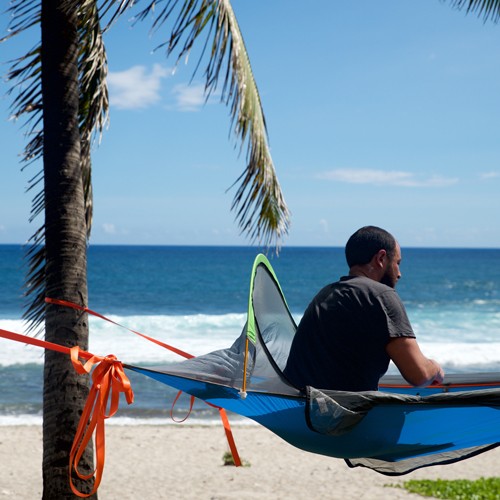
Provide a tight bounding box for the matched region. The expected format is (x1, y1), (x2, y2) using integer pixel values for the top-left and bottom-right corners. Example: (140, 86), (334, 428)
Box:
(126, 254), (500, 475)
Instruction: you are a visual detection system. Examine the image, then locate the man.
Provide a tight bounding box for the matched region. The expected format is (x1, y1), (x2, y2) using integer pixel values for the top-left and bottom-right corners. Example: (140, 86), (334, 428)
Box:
(283, 226), (444, 391)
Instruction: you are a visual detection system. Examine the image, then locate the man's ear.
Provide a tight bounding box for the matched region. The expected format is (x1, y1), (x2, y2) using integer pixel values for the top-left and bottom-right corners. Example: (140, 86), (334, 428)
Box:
(373, 249), (387, 269)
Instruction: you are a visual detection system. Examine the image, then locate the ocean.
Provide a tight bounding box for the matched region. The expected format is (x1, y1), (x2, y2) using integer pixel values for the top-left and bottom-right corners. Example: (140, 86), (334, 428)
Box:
(0, 244), (499, 425)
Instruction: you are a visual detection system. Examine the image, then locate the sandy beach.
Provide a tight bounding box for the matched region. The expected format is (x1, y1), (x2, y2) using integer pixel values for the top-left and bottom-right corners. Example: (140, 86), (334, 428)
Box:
(1, 422), (499, 499)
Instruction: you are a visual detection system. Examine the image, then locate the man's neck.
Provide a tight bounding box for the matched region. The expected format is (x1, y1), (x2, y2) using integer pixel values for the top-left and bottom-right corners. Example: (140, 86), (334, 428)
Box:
(349, 264), (381, 282)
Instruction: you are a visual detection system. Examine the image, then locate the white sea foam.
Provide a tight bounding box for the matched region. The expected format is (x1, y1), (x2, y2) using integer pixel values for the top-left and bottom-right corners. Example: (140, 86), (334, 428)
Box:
(1, 311), (500, 370)
(384, 341), (500, 374)
(0, 314), (247, 366)
(2, 312), (500, 425)
(0, 318), (46, 365)
(0, 415), (43, 426)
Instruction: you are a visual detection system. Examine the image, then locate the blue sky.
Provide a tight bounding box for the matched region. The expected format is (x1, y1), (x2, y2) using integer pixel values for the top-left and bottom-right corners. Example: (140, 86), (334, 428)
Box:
(1, 1), (500, 248)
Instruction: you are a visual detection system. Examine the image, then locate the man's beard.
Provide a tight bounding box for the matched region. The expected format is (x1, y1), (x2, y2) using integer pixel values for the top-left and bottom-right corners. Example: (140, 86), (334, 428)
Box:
(380, 270), (396, 289)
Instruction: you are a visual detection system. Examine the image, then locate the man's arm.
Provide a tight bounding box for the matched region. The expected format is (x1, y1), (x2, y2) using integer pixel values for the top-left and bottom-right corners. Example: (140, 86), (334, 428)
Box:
(386, 337), (444, 387)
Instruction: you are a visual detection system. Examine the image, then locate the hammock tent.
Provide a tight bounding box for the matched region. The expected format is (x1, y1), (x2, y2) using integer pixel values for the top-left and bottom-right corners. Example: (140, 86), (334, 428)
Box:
(126, 254), (500, 476)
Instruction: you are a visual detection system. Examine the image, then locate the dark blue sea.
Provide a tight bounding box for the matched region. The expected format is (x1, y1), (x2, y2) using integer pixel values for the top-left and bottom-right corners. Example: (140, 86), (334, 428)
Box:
(0, 245), (499, 424)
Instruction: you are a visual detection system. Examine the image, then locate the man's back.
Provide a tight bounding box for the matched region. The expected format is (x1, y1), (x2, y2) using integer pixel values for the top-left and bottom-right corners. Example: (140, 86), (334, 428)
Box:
(283, 276), (415, 391)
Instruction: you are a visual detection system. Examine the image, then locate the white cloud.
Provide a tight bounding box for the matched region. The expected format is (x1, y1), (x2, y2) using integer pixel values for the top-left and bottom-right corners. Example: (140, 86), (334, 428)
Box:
(319, 219), (329, 234)
(102, 223), (117, 234)
(480, 171), (500, 180)
(172, 83), (207, 112)
(317, 168), (458, 187)
(108, 64), (170, 110)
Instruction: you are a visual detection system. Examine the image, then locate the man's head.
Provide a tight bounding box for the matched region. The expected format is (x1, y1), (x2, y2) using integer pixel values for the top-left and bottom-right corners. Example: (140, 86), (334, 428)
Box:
(345, 226), (401, 288)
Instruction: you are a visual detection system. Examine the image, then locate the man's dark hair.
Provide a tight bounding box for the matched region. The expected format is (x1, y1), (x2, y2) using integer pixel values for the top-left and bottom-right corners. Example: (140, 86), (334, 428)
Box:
(345, 226), (397, 268)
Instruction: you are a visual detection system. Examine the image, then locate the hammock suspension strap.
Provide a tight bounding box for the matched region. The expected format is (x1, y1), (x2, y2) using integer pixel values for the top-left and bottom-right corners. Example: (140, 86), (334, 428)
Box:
(45, 297), (242, 467)
(0, 327), (132, 497)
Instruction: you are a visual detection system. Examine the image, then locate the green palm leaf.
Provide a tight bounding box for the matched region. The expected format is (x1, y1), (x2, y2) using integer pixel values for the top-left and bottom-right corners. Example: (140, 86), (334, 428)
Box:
(137, 0), (291, 247)
(446, 0), (500, 21)
(4, 0), (109, 329)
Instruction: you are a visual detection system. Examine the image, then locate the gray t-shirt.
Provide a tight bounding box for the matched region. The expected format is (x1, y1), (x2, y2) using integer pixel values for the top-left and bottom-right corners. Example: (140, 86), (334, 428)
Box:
(283, 276), (415, 391)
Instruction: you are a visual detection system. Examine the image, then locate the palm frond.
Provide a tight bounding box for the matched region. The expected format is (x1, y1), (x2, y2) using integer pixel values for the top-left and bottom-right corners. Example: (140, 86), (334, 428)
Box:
(0, 0), (40, 42)
(216, 1), (290, 247)
(445, 0), (500, 22)
(3, 1), (45, 330)
(3, 0), (112, 329)
(137, 0), (290, 249)
(78, 0), (111, 233)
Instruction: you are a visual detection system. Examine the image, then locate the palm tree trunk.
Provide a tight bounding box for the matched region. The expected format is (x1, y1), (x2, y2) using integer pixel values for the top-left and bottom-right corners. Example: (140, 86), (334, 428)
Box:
(41, 0), (95, 498)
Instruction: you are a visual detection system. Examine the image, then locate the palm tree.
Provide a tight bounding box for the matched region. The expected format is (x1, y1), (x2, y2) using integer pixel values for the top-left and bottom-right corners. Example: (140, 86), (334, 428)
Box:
(39, 2), (94, 496)
(3, 0), (500, 497)
(3, 0), (289, 497)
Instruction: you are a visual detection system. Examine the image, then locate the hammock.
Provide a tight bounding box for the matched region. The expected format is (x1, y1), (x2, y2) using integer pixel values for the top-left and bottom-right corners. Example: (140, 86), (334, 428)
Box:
(125, 253), (500, 476)
(2, 252), (500, 495)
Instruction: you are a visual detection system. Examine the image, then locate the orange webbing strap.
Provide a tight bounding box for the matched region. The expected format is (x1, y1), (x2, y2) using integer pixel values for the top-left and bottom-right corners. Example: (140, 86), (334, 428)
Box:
(0, 327), (91, 360)
(170, 392), (242, 466)
(45, 297), (194, 359)
(0, 328), (133, 497)
(170, 390), (196, 423)
(46, 297), (243, 467)
(218, 407), (242, 466)
(69, 346), (134, 497)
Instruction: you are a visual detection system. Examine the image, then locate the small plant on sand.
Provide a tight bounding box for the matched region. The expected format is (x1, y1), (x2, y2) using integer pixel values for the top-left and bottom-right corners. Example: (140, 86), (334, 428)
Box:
(392, 477), (500, 499)
(222, 451), (251, 467)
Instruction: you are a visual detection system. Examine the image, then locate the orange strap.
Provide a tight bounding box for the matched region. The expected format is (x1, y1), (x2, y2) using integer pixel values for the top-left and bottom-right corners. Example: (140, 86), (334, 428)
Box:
(0, 327), (92, 360)
(218, 407), (241, 465)
(0, 327), (132, 497)
(69, 347), (134, 497)
(45, 297), (194, 359)
(170, 391), (195, 423)
(46, 297), (242, 467)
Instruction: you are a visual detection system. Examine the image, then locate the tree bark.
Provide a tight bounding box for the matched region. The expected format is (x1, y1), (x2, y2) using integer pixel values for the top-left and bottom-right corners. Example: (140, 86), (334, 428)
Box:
(41, 0), (95, 498)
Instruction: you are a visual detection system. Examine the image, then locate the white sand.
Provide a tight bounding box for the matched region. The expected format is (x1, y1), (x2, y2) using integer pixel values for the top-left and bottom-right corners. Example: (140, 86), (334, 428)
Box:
(1, 423), (499, 499)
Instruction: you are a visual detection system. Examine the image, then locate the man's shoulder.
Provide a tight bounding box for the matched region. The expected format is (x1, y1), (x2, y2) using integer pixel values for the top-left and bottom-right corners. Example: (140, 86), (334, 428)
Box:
(313, 276), (396, 304)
